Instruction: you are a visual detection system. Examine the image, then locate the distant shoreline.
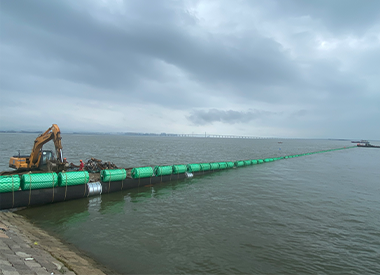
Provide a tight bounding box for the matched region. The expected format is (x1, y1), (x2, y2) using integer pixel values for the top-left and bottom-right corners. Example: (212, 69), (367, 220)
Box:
(0, 130), (178, 136)
(1, 131), (377, 141)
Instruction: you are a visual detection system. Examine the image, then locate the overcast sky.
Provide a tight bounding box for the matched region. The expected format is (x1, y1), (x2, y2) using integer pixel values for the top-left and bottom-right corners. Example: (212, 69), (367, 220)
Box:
(1, 0), (379, 139)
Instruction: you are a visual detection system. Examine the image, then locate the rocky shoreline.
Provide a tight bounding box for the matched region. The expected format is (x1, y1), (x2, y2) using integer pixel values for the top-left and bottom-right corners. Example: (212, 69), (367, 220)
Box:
(0, 211), (118, 275)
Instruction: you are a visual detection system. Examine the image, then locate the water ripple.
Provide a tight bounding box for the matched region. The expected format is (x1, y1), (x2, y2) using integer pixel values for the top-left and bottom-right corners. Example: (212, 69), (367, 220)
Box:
(13, 136), (380, 274)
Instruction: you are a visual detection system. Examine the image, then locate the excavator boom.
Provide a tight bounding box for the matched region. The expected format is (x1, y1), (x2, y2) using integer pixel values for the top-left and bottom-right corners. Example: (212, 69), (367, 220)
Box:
(30, 124), (63, 166)
(9, 124), (65, 172)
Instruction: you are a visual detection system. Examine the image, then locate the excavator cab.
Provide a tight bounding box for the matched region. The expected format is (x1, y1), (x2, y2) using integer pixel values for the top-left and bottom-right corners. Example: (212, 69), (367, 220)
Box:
(39, 150), (55, 170)
(9, 150), (55, 171)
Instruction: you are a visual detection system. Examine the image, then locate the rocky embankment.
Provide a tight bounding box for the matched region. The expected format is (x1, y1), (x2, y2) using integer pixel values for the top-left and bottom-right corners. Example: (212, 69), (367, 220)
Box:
(0, 211), (117, 275)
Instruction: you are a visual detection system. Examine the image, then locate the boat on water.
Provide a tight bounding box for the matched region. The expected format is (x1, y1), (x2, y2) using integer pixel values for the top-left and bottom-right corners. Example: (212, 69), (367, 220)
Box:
(355, 140), (380, 148)
(357, 143), (380, 148)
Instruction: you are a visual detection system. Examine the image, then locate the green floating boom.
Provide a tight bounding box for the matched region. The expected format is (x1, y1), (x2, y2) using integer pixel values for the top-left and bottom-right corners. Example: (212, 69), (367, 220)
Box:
(200, 163), (211, 171)
(100, 169), (126, 182)
(226, 161), (234, 168)
(131, 167), (154, 179)
(187, 163), (201, 173)
(244, 160), (252, 165)
(235, 161), (245, 167)
(0, 175), (20, 193)
(218, 162), (228, 169)
(172, 164), (187, 174)
(154, 166), (173, 176)
(209, 162), (219, 170)
(59, 171), (89, 186)
(21, 173), (58, 190)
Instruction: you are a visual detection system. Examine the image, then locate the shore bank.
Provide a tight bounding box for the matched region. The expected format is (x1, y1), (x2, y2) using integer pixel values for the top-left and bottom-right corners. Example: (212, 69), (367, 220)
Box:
(0, 211), (116, 275)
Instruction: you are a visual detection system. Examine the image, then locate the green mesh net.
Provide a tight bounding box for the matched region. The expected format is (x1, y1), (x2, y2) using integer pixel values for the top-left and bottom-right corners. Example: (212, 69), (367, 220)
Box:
(0, 175), (21, 193)
(131, 167), (154, 179)
(172, 165), (187, 174)
(101, 169), (127, 182)
(154, 166), (173, 176)
(58, 171), (90, 186)
(218, 162), (228, 169)
(244, 160), (252, 165)
(199, 163), (211, 171)
(21, 173), (58, 190)
(226, 162), (234, 168)
(209, 163), (219, 170)
(187, 164), (201, 173)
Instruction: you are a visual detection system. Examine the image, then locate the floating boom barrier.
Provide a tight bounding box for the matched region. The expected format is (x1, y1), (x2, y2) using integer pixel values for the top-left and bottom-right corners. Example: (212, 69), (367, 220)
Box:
(0, 146), (355, 209)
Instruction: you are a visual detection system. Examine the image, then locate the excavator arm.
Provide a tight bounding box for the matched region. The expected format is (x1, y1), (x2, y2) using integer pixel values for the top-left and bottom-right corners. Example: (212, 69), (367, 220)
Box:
(29, 124), (63, 167)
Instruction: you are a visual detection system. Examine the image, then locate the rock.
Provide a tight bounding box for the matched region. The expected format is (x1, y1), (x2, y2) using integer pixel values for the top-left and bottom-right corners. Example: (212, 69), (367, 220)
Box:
(52, 261), (62, 270)
(16, 251), (32, 258)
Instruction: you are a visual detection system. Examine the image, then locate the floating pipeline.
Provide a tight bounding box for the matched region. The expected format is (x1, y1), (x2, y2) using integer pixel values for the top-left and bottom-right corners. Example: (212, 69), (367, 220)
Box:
(0, 146), (356, 210)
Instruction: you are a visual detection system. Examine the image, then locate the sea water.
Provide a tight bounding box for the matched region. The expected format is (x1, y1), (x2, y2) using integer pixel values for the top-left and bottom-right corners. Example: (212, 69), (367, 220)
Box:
(1, 134), (379, 274)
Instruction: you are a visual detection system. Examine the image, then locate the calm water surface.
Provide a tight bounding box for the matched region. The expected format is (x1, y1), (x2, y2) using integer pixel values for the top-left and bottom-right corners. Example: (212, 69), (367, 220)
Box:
(1, 134), (379, 274)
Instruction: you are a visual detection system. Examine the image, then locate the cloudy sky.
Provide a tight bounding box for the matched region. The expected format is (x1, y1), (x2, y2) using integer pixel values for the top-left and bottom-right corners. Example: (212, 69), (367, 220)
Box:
(1, 0), (379, 139)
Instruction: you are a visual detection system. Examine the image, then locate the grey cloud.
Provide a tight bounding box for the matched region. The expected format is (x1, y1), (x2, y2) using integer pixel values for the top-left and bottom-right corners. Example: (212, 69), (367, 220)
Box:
(290, 110), (308, 118)
(1, 0), (379, 138)
(2, 0), (359, 109)
(273, 0), (380, 35)
(0, 0), (300, 104)
(187, 109), (278, 125)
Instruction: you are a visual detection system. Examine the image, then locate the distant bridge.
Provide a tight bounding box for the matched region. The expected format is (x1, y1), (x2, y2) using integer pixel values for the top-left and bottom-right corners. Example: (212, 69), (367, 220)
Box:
(177, 134), (276, 139)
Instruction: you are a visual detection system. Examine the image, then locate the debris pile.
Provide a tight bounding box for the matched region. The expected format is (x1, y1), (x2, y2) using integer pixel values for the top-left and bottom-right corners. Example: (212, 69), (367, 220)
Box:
(85, 158), (119, 172)
(69, 158), (119, 172)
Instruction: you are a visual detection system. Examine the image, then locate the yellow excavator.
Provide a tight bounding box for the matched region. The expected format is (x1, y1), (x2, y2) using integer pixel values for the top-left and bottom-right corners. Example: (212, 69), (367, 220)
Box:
(9, 124), (68, 172)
